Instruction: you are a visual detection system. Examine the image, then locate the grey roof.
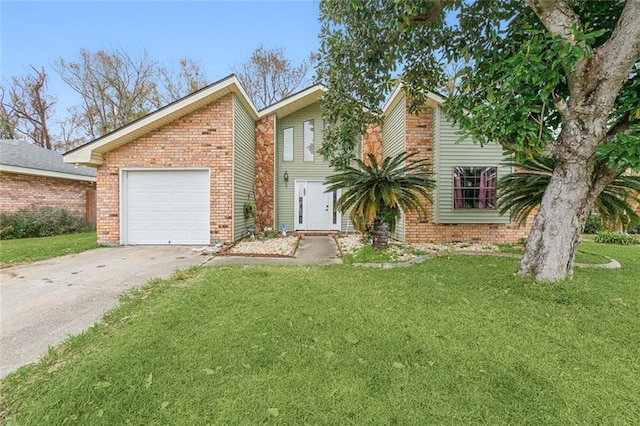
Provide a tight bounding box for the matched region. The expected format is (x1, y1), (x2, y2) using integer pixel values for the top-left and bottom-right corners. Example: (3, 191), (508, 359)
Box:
(0, 139), (96, 178)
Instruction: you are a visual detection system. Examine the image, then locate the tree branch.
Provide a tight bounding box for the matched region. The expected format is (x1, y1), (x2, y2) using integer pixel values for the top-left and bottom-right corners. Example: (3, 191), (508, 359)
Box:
(408, 0), (453, 25)
(593, 0), (640, 97)
(524, 0), (579, 43)
(607, 110), (633, 138)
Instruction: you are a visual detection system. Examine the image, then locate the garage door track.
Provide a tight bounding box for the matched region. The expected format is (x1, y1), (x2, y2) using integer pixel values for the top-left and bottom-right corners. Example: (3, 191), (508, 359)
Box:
(0, 246), (209, 378)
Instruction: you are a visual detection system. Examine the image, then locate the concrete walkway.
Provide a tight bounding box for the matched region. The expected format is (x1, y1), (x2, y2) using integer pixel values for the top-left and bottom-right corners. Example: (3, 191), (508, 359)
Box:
(0, 237), (342, 378)
(209, 235), (343, 266)
(0, 246), (209, 378)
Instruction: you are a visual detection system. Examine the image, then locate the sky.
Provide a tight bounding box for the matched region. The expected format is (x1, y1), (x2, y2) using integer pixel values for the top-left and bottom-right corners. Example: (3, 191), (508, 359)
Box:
(0, 0), (322, 124)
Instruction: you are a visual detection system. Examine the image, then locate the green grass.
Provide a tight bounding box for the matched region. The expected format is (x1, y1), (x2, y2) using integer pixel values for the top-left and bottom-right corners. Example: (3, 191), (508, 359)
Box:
(343, 243), (423, 263)
(0, 231), (99, 267)
(1, 242), (639, 424)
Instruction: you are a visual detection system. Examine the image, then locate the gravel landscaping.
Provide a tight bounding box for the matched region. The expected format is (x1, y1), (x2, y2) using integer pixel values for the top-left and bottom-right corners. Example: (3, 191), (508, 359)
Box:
(223, 233), (504, 260)
(226, 235), (299, 256)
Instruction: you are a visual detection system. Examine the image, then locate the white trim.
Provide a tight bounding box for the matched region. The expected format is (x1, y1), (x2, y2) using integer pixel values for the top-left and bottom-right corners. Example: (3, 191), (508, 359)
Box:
(293, 180), (342, 231)
(0, 164), (96, 182)
(381, 83), (445, 117)
(64, 75), (258, 167)
(259, 86), (325, 119)
(272, 115), (278, 230)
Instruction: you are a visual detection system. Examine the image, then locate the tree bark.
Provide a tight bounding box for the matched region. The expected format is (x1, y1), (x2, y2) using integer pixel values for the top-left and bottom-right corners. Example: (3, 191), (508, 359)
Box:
(519, 159), (592, 281)
(371, 220), (390, 251)
(519, 0), (640, 282)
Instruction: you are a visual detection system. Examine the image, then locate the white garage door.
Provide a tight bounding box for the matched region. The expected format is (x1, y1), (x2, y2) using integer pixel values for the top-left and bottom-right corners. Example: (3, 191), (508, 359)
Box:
(123, 169), (210, 245)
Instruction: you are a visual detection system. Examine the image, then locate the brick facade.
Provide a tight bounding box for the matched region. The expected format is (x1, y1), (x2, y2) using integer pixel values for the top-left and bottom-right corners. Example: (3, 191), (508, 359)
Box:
(0, 171), (94, 217)
(255, 114), (275, 231)
(96, 94), (235, 245)
(402, 99), (532, 244)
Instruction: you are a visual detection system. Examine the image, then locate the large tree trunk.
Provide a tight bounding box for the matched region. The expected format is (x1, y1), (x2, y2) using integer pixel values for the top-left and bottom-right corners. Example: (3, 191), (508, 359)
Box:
(518, 158), (594, 281)
(519, 0), (640, 282)
(519, 124), (618, 282)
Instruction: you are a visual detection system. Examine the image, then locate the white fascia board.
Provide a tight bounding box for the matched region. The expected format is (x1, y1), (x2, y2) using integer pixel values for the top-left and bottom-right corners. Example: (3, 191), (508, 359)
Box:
(0, 164), (97, 182)
(382, 83), (445, 117)
(258, 85), (326, 119)
(63, 75), (258, 167)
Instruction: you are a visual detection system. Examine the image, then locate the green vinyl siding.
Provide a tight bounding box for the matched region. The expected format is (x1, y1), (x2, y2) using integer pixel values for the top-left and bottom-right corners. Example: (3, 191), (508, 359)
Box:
(382, 95), (406, 241)
(432, 106), (512, 224)
(275, 103), (351, 232)
(233, 95), (256, 241)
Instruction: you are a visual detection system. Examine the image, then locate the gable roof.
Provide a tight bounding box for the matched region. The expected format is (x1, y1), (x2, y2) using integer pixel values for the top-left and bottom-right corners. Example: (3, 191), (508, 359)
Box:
(258, 85), (325, 119)
(0, 139), (96, 181)
(64, 74), (258, 166)
(382, 83), (446, 117)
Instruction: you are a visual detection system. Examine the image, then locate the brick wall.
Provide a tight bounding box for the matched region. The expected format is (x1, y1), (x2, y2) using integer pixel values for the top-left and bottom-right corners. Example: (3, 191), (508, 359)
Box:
(0, 171), (94, 217)
(255, 114), (275, 231)
(97, 94), (235, 245)
(402, 98), (532, 244)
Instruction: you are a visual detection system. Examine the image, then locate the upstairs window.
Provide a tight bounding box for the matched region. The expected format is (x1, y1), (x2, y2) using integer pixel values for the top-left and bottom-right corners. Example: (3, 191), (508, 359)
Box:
(303, 119), (314, 161)
(283, 127), (293, 162)
(453, 166), (497, 209)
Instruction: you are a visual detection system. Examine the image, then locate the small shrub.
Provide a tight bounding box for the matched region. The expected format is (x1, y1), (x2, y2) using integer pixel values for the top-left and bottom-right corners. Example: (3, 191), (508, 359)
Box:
(0, 207), (93, 240)
(593, 231), (637, 245)
(583, 214), (602, 234)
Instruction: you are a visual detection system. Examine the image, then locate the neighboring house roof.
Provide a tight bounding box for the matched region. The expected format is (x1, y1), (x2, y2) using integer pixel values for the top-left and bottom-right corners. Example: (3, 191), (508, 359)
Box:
(0, 139), (96, 182)
(64, 74), (259, 166)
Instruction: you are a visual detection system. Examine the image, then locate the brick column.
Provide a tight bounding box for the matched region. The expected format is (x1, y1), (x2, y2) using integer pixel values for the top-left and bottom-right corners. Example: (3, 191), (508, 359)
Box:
(404, 99), (435, 241)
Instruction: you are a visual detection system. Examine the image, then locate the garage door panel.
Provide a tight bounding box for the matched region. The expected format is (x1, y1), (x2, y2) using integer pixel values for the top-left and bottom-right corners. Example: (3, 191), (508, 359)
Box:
(124, 170), (210, 245)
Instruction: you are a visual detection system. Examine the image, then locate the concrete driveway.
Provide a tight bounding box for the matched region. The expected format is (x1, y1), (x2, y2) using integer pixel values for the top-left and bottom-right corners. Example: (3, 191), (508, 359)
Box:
(0, 246), (211, 378)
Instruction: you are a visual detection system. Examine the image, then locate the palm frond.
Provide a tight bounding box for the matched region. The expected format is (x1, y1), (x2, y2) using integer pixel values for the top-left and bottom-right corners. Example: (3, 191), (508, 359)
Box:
(497, 157), (640, 228)
(325, 151), (436, 234)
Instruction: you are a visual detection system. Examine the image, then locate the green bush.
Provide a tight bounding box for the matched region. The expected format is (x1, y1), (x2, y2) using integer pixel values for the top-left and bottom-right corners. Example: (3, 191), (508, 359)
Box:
(583, 214), (602, 234)
(0, 207), (93, 240)
(593, 231), (637, 245)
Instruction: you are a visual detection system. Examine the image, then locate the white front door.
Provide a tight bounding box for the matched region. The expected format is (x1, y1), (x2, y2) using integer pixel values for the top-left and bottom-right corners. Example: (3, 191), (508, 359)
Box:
(294, 181), (341, 231)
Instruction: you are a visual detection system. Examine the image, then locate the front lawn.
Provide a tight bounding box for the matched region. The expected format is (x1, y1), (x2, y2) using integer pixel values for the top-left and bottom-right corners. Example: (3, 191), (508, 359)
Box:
(1, 242), (639, 424)
(0, 231), (99, 268)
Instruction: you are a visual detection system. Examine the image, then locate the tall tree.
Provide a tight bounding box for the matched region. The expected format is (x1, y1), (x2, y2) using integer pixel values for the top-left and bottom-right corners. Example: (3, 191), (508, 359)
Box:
(1, 66), (56, 149)
(0, 87), (19, 140)
(154, 58), (209, 108)
(317, 0), (640, 282)
(55, 48), (159, 140)
(233, 45), (317, 109)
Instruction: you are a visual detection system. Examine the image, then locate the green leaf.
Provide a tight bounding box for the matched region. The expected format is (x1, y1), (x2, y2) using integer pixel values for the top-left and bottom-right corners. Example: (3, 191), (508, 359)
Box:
(393, 362), (405, 369)
(144, 372), (153, 389)
(267, 408), (280, 417)
(93, 381), (111, 388)
(202, 368), (216, 375)
(344, 332), (359, 344)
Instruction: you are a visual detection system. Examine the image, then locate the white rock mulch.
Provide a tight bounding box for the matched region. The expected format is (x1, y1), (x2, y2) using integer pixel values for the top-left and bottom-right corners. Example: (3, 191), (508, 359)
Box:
(337, 234), (501, 257)
(228, 236), (299, 256)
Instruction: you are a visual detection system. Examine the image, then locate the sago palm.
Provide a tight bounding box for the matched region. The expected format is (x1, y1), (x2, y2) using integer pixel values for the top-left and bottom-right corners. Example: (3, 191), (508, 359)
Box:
(497, 157), (640, 230)
(325, 152), (435, 250)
